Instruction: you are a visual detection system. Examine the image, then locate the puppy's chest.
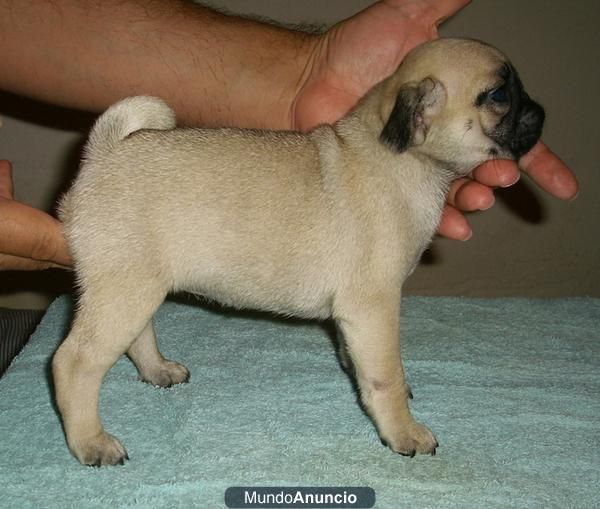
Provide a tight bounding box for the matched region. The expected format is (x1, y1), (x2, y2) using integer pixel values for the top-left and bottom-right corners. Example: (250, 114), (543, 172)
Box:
(363, 187), (443, 272)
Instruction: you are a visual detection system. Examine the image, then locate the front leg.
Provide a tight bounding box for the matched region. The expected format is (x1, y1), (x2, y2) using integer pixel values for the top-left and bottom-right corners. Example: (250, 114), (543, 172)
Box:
(335, 293), (437, 457)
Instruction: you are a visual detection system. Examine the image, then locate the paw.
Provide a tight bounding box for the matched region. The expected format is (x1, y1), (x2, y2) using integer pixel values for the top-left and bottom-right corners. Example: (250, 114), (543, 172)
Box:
(70, 431), (129, 467)
(141, 360), (190, 388)
(381, 420), (438, 457)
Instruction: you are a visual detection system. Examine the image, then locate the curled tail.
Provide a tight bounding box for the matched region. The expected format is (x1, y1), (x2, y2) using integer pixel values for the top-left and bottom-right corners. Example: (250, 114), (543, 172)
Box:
(84, 96), (176, 161)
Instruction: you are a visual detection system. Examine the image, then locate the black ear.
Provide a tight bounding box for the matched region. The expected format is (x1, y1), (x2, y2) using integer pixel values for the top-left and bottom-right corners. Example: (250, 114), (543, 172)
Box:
(380, 77), (446, 153)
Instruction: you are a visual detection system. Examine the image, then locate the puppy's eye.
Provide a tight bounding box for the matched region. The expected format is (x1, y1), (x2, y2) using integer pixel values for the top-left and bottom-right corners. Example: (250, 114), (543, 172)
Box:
(488, 84), (508, 104)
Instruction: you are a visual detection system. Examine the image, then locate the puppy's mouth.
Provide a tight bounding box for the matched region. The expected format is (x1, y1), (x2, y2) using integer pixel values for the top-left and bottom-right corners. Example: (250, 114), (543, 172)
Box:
(487, 146), (509, 159)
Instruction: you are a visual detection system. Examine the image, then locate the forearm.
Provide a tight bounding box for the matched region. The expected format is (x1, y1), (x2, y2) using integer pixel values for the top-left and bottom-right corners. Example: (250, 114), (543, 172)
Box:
(0, 0), (315, 128)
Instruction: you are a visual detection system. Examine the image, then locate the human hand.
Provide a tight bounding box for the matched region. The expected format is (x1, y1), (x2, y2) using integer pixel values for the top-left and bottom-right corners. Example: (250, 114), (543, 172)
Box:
(293, 0), (578, 239)
(0, 160), (72, 270)
(441, 142), (578, 239)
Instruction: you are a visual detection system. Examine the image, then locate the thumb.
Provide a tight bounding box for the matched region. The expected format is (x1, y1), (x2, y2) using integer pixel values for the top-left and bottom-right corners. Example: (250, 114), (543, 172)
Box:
(519, 141), (579, 200)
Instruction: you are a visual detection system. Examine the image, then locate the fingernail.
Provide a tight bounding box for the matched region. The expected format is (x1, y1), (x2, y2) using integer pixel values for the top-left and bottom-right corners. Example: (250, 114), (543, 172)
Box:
(461, 229), (473, 241)
(479, 196), (495, 211)
(500, 173), (520, 188)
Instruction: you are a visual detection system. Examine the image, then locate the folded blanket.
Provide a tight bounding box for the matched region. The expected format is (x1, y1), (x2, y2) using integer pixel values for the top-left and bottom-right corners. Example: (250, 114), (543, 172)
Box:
(0, 307), (44, 377)
(1, 296), (598, 508)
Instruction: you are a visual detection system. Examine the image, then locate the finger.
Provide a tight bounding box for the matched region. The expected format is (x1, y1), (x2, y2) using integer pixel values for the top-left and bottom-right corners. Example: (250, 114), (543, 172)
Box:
(519, 141), (579, 200)
(447, 178), (495, 211)
(384, 0), (470, 26)
(0, 159), (14, 199)
(471, 158), (521, 188)
(0, 253), (65, 271)
(437, 204), (472, 240)
(0, 200), (73, 266)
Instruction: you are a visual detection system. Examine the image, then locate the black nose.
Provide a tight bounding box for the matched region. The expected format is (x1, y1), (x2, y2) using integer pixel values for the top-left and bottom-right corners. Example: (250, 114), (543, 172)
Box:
(510, 98), (545, 159)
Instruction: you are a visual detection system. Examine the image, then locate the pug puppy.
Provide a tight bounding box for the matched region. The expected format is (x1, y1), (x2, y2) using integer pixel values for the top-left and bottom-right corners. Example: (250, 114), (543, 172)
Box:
(52, 38), (544, 466)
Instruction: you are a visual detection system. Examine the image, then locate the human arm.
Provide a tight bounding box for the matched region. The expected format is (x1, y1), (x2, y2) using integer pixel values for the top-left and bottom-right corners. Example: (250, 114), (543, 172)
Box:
(0, 0), (311, 129)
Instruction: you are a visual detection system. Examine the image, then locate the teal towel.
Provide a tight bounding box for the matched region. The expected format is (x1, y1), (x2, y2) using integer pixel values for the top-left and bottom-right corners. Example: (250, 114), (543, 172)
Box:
(1, 296), (598, 508)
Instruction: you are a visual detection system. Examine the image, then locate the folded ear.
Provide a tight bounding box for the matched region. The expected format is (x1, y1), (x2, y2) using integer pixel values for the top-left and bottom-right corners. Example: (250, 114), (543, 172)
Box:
(380, 77), (447, 153)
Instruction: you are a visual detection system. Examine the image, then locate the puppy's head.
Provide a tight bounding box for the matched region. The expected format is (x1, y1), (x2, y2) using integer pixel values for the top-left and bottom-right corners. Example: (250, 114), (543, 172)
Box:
(378, 38), (544, 174)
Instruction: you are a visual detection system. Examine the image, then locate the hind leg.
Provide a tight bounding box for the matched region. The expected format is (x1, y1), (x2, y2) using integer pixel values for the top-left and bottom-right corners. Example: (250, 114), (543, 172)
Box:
(52, 284), (165, 466)
(127, 319), (190, 387)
